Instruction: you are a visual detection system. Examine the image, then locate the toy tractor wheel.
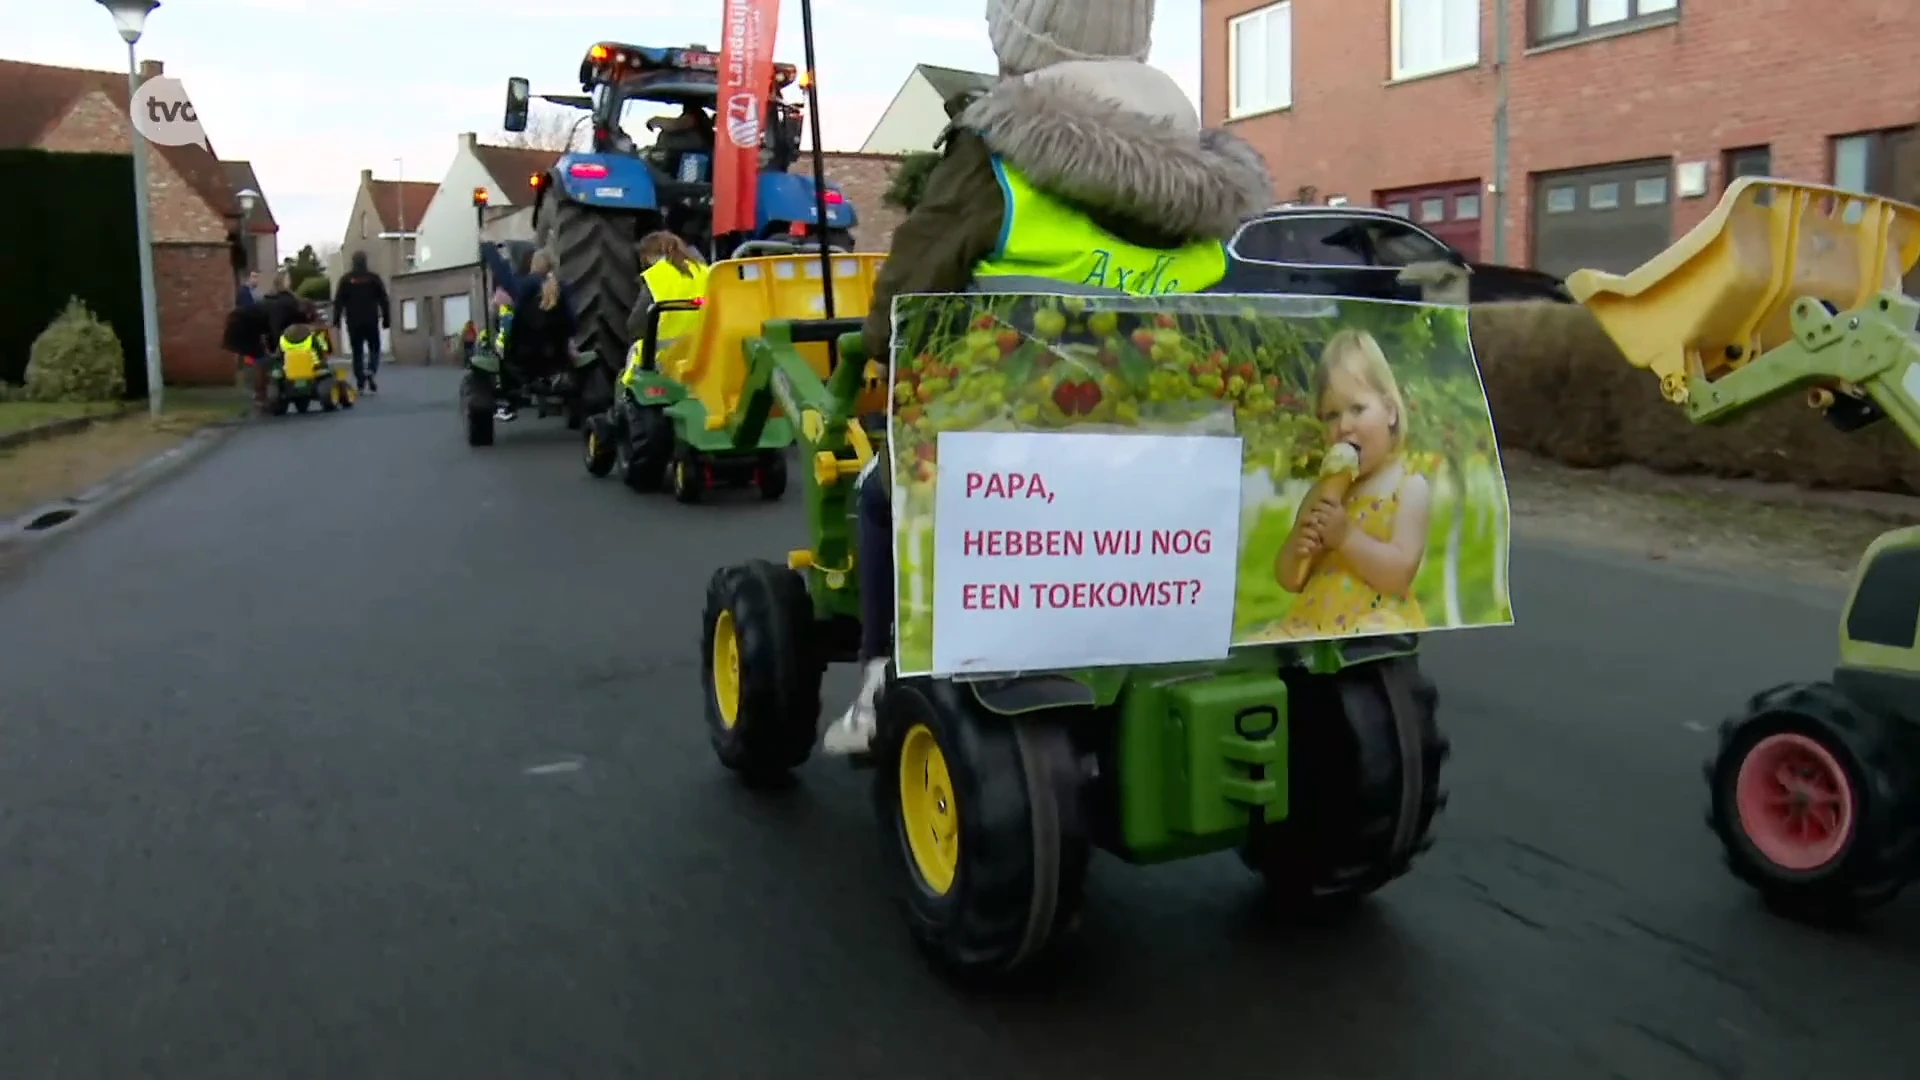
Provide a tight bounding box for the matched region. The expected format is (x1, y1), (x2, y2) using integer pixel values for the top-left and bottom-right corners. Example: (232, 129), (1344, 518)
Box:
(701, 560), (823, 783)
(622, 404), (673, 492)
(1240, 655), (1448, 913)
(295, 398), (311, 414)
(873, 677), (1090, 983)
(320, 384), (338, 412)
(270, 397), (289, 417)
(583, 416), (618, 477)
(1707, 681), (1915, 924)
(671, 444), (705, 504)
(460, 373), (494, 447)
(757, 451), (789, 501)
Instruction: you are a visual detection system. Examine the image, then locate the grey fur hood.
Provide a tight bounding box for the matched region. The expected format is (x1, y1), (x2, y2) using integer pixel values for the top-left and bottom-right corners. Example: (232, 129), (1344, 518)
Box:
(956, 60), (1272, 242)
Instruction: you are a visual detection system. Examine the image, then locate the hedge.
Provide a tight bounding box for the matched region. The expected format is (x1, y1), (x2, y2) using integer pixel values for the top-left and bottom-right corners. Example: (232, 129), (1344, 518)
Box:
(1470, 302), (1920, 494)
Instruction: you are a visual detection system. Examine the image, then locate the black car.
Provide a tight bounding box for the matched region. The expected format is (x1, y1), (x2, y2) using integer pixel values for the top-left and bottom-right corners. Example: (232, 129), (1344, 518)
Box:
(1220, 205), (1573, 304)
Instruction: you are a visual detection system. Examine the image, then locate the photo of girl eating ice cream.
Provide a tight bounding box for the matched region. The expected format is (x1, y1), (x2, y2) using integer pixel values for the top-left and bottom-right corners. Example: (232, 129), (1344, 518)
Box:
(1271, 328), (1433, 636)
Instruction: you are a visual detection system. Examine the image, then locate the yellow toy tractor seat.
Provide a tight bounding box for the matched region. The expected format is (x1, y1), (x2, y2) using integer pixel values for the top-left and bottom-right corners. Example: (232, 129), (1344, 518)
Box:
(1566, 177), (1920, 405)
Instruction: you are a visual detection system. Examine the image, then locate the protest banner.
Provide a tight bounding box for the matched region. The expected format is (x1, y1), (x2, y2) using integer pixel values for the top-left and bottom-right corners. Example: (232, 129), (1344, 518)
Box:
(888, 293), (1513, 677)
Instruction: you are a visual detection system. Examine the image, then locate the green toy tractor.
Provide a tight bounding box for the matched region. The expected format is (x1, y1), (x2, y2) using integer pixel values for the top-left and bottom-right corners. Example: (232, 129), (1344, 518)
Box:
(1570, 177), (1920, 922)
(693, 265), (1454, 980)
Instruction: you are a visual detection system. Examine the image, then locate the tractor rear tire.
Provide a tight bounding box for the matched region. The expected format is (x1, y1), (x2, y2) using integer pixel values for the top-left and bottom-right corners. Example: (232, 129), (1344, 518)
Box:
(874, 676), (1089, 984)
(545, 199), (641, 371)
(1240, 655), (1448, 913)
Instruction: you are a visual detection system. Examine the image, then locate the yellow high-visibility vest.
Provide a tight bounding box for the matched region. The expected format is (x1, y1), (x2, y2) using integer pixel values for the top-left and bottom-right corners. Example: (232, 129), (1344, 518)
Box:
(279, 331), (325, 380)
(641, 259), (710, 341)
(973, 157), (1226, 295)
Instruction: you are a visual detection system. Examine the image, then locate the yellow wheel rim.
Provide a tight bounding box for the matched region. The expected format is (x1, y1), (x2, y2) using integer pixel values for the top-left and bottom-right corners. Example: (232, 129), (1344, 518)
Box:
(899, 723), (959, 894)
(711, 610), (740, 728)
(587, 429), (601, 461)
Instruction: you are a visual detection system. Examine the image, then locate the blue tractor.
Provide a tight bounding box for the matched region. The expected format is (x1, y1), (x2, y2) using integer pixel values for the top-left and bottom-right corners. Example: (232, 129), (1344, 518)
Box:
(502, 43), (859, 366)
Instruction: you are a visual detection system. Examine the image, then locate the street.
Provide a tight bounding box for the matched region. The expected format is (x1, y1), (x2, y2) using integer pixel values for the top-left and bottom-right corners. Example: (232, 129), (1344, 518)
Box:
(0, 368), (1913, 1080)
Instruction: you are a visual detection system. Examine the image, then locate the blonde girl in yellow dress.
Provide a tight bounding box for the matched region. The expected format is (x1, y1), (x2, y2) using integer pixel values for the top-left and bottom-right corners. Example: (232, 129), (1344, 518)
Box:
(1272, 328), (1432, 637)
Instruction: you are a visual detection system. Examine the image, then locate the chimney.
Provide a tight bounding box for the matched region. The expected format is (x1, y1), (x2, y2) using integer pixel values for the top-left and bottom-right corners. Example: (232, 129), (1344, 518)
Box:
(360, 168), (373, 186)
(138, 59), (163, 79)
(461, 132), (477, 151)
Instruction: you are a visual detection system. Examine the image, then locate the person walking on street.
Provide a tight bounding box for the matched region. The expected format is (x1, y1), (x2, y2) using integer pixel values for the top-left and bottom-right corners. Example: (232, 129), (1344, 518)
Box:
(235, 270), (260, 308)
(332, 251), (391, 393)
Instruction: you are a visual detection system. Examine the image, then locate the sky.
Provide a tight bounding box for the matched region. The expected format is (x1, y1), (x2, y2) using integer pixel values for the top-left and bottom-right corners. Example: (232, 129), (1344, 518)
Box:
(15, 0), (1202, 259)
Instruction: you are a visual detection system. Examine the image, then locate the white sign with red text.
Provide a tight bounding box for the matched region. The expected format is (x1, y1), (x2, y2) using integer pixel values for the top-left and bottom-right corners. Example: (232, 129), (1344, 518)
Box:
(927, 431), (1244, 676)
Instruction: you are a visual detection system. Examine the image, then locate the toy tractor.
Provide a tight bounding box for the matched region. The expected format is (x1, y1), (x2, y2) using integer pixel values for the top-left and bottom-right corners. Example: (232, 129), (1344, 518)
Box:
(461, 239), (612, 448)
(500, 43), (859, 367)
(1570, 177), (1920, 922)
(691, 253), (1451, 980)
(584, 239), (852, 501)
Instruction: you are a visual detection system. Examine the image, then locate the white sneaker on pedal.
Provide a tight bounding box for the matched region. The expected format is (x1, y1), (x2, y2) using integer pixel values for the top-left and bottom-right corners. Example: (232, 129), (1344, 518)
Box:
(822, 659), (887, 755)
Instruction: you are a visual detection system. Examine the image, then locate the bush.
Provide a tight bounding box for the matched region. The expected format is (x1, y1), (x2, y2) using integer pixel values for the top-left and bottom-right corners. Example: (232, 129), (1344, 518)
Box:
(24, 296), (126, 402)
(883, 152), (941, 212)
(1470, 301), (1920, 493)
(296, 275), (331, 301)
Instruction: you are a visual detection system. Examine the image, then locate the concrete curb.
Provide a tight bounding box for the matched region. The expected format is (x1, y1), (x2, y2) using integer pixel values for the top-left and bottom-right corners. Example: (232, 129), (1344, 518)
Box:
(0, 418), (245, 558)
(0, 407), (130, 451)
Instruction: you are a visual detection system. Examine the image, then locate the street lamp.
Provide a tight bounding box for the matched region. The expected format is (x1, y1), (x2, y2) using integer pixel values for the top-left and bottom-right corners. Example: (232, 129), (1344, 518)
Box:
(236, 187), (259, 273)
(96, 0), (164, 419)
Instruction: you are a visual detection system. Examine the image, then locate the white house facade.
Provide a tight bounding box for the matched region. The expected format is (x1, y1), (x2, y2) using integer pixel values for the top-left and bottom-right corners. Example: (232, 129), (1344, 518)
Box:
(410, 134), (560, 272)
(859, 64), (995, 154)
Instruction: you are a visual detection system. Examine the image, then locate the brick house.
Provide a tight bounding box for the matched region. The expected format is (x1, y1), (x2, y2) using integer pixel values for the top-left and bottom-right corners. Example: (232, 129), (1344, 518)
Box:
(220, 160), (279, 274)
(1202, 0), (1920, 280)
(1, 57), (252, 384)
(811, 152), (906, 250)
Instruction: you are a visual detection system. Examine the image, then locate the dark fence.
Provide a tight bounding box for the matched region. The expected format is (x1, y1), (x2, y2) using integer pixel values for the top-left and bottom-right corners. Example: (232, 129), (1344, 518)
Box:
(0, 149), (146, 396)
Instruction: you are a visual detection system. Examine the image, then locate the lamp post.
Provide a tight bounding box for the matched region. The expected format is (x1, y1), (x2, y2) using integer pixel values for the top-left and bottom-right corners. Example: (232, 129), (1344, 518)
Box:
(236, 187), (259, 274)
(97, 0), (164, 419)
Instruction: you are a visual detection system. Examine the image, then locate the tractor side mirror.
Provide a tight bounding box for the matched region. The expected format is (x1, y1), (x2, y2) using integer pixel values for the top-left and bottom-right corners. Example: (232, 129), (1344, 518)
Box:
(504, 77), (531, 133)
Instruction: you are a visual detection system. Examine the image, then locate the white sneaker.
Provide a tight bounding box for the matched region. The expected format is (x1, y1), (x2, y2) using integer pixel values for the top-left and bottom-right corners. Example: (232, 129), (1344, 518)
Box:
(822, 659), (887, 755)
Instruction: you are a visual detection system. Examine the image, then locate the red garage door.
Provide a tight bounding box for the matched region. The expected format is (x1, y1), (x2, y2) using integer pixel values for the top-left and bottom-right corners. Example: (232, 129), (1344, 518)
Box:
(1377, 180), (1483, 259)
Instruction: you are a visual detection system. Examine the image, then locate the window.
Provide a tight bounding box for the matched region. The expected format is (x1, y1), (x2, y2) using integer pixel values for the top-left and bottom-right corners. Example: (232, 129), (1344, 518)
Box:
(1545, 186), (1577, 213)
(1634, 176), (1668, 205)
(442, 293), (472, 333)
(401, 299), (419, 331)
(1231, 216), (1369, 265)
(1418, 197), (1446, 222)
(1530, 0), (1676, 45)
(1831, 128), (1916, 197)
(1384, 200), (1413, 218)
(1229, 3), (1292, 118)
(1363, 220), (1453, 267)
(1394, 0), (1479, 80)
(1588, 182), (1620, 209)
(1724, 145), (1770, 185)
(1456, 194), (1481, 219)
(1327, 195), (1350, 206)
(360, 212), (368, 238)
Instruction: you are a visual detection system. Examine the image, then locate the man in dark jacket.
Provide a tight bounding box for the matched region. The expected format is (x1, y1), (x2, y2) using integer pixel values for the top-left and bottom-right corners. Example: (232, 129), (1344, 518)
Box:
(331, 251), (391, 392)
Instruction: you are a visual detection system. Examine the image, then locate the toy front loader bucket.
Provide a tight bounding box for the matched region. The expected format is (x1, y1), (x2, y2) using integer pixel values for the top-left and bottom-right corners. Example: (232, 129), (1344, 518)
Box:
(1565, 177), (1920, 405)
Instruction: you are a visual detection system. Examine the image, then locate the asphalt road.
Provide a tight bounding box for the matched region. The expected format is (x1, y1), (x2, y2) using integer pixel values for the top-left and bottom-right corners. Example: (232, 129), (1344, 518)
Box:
(0, 368), (1912, 1080)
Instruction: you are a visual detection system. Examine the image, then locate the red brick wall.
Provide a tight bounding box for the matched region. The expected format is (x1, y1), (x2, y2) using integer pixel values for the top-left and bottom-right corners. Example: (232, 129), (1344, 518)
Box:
(1202, 0), (1920, 265)
(801, 153), (907, 251)
(155, 244), (240, 385)
(38, 90), (227, 245)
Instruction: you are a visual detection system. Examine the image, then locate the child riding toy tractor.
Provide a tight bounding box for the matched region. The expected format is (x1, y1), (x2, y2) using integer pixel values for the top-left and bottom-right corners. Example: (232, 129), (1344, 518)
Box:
(268, 323), (356, 415)
(688, 246), (1513, 982)
(1570, 177), (1920, 922)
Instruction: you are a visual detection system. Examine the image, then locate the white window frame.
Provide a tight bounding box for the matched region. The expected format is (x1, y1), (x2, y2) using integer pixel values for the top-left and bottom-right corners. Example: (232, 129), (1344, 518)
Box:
(401, 298), (419, 332)
(1227, 2), (1293, 120)
(1391, 0), (1480, 81)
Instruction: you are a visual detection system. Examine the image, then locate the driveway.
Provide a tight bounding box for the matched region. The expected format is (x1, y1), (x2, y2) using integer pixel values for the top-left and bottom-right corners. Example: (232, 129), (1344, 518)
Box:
(0, 368), (1911, 1079)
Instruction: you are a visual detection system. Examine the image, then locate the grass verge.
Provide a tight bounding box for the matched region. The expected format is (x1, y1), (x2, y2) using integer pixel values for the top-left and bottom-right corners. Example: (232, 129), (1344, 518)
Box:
(0, 387), (250, 520)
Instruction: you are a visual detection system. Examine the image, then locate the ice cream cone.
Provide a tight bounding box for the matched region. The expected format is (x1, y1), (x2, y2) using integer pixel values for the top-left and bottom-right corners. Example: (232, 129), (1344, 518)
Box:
(1278, 442), (1360, 592)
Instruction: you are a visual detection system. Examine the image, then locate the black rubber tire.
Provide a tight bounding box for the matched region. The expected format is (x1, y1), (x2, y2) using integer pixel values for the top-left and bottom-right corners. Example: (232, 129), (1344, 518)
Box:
(544, 197), (642, 372)
(583, 415), (617, 477)
(460, 373), (494, 447)
(623, 403), (673, 492)
(701, 560), (823, 783)
(671, 442), (704, 503)
(295, 398), (311, 414)
(1239, 655), (1448, 913)
(1706, 681), (1917, 924)
(757, 451), (788, 501)
(320, 385), (338, 412)
(270, 398), (289, 416)
(872, 676), (1090, 983)
(825, 228), (855, 252)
